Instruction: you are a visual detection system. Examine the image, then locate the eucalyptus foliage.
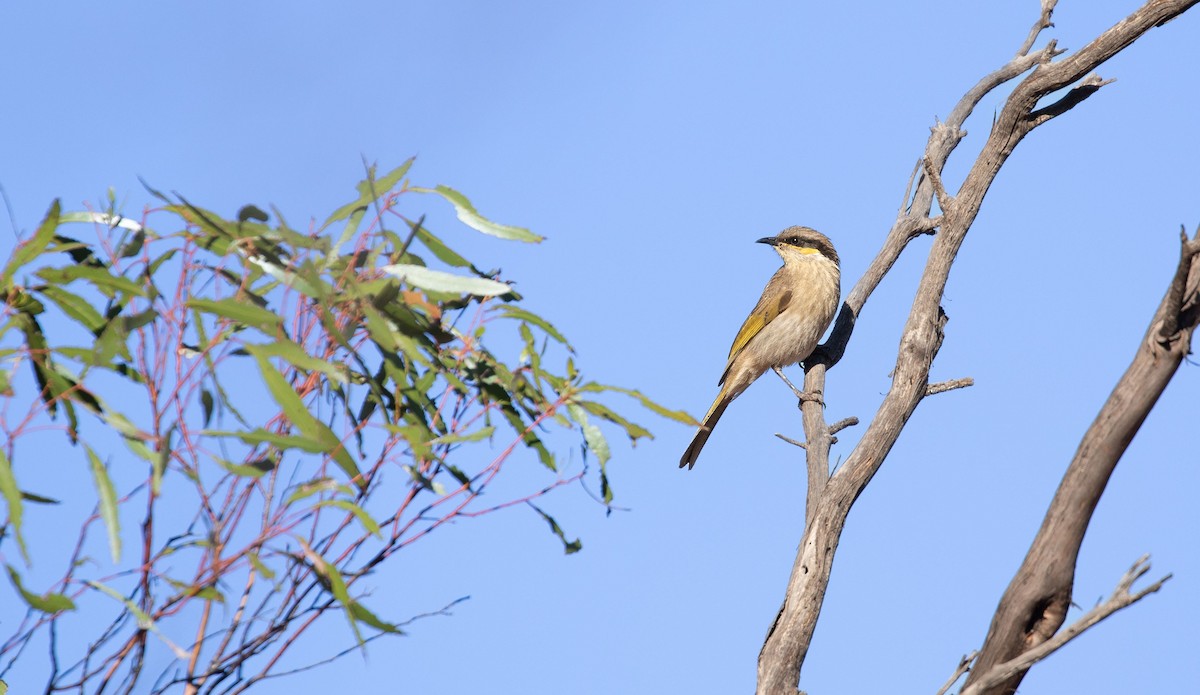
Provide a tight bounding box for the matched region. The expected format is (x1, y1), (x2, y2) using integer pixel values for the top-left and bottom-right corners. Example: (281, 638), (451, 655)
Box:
(0, 162), (689, 692)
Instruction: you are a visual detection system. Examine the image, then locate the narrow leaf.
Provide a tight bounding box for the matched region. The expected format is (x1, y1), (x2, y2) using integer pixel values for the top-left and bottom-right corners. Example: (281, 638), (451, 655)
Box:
(87, 580), (189, 658)
(382, 264), (512, 297)
(36, 265), (147, 298)
(0, 450), (29, 563)
(581, 382), (698, 426)
(247, 348), (364, 489)
(316, 499), (382, 538)
(410, 185), (542, 242)
(530, 504), (582, 554)
(497, 305), (573, 349)
(1, 200), (60, 288)
(248, 551), (276, 580)
(428, 426), (496, 446)
(37, 286), (106, 334)
(187, 297), (284, 333)
(205, 428), (327, 453)
(6, 566), (75, 614)
(85, 446), (121, 563)
(248, 339), (348, 384)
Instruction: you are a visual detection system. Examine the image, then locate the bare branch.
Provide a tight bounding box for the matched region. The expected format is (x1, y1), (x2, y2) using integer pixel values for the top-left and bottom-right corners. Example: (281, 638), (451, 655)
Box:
(899, 158), (923, 217)
(757, 3), (1200, 693)
(1016, 0), (1058, 56)
(1026, 73), (1115, 126)
(774, 433), (806, 450)
(926, 378), (974, 396)
(965, 221), (1200, 695)
(922, 154), (953, 214)
(828, 417), (859, 436)
(961, 557), (1171, 695)
(936, 651), (978, 695)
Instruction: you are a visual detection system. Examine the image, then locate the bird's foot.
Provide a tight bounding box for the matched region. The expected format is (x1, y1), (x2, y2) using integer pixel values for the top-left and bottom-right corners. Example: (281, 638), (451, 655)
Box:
(771, 366), (825, 408)
(796, 389), (825, 409)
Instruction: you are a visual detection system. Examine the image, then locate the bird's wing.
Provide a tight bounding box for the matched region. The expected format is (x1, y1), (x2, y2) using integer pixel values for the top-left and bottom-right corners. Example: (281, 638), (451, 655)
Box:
(719, 270), (792, 384)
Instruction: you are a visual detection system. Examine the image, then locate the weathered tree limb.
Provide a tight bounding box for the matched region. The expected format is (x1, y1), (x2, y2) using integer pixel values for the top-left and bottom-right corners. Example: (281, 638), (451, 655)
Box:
(936, 651), (979, 695)
(962, 227), (1200, 695)
(755, 2), (1199, 692)
(961, 557), (1172, 695)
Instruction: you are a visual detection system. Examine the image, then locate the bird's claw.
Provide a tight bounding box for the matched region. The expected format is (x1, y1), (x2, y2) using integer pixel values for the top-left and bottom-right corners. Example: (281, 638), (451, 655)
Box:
(796, 390), (825, 409)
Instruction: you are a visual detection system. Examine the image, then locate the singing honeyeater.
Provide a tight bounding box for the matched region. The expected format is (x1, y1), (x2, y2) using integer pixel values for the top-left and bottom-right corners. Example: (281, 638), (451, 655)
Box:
(679, 226), (840, 469)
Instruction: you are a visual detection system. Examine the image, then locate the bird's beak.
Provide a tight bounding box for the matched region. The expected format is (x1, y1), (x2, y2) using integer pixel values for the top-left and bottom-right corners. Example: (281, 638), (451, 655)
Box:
(756, 236), (776, 246)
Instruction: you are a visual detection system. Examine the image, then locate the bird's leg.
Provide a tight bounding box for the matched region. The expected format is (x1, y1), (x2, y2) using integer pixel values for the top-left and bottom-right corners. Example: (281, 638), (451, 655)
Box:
(771, 366), (824, 407)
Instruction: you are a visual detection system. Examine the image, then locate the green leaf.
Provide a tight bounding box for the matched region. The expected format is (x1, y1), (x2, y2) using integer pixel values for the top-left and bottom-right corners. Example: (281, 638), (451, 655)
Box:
(410, 185), (542, 242)
(6, 566), (75, 614)
(59, 210), (147, 234)
(296, 538), (365, 645)
(580, 382), (699, 426)
(247, 339), (348, 384)
(187, 297), (284, 334)
(248, 551), (276, 580)
(530, 504), (582, 554)
(121, 308), (158, 333)
(87, 579), (189, 659)
(382, 264), (512, 297)
(37, 286), (106, 334)
(200, 388), (215, 427)
(36, 265), (147, 298)
(322, 158), (414, 231)
(414, 225), (471, 268)
(284, 478), (355, 506)
(152, 427), (172, 495)
(238, 205), (269, 223)
(85, 446), (121, 563)
(205, 428), (327, 453)
(248, 255), (330, 299)
(496, 305), (573, 349)
(577, 400), (652, 441)
(428, 426), (496, 446)
(349, 601), (402, 634)
(20, 491), (60, 505)
(247, 347), (364, 490)
(216, 456), (277, 478)
(569, 403), (613, 504)
(117, 229), (146, 258)
(0, 450), (29, 563)
(1, 199), (60, 289)
(568, 404), (611, 467)
(316, 499), (381, 538)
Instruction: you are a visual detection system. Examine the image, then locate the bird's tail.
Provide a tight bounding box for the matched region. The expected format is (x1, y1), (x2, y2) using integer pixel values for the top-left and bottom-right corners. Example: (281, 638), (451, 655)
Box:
(679, 391), (733, 470)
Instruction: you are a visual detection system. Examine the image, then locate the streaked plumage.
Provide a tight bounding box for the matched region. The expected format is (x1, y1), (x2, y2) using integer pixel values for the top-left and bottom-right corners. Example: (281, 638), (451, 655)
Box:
(680, 227), (840, 469)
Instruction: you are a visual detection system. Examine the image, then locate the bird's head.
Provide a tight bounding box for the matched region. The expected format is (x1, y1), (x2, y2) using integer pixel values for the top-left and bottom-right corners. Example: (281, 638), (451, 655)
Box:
(756, 226), (839, 267)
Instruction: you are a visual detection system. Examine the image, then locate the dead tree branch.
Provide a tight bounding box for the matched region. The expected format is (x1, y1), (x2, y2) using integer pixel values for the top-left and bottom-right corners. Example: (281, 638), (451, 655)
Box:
(756, 1), (1199, 692)
(961, 557), (1172, 695)
(962, 226), (1200, 695)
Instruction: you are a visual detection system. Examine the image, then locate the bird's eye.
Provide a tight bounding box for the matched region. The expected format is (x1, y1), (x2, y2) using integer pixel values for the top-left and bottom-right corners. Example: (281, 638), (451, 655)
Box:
(788, 237), (799, 245)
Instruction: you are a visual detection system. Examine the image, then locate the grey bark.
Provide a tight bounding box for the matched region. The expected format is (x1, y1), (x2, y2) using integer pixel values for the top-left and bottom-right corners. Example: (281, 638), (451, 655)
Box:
(755, 1), (1200, 693)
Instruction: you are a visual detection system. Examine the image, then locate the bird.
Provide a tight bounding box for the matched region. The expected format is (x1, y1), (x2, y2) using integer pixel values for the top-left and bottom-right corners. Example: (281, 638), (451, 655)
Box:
(679, 226), (841, 469)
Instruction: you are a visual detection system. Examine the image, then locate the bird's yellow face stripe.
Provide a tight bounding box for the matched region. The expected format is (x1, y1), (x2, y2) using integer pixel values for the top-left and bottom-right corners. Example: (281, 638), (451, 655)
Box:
(795, 247), (821, 255)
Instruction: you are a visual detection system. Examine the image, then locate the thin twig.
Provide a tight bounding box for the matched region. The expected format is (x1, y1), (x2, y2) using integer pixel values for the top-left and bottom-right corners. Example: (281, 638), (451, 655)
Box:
(775, 433), (807, 450)
(926, 377), (974, 396)
(1016, 0), (1058, 57)
(922, 154), (953, 214)
(936, 650), (978, 695)
(899, 158), (923, 217)
(828, 417), (859, 436)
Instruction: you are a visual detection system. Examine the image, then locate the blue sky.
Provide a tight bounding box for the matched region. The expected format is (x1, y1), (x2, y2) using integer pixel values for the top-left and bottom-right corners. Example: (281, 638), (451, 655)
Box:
(3, 1), (1199, 693)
